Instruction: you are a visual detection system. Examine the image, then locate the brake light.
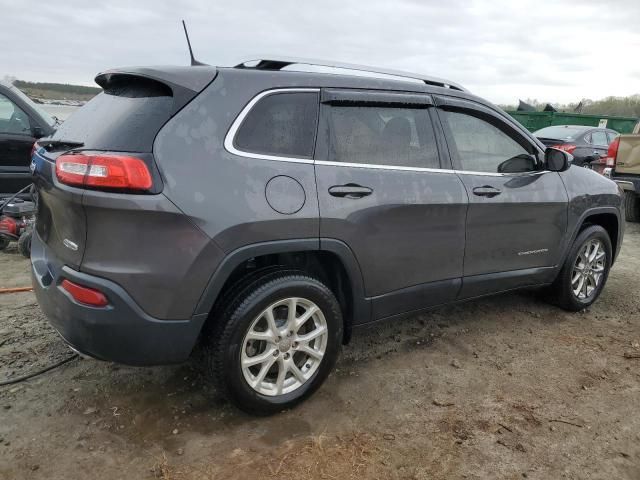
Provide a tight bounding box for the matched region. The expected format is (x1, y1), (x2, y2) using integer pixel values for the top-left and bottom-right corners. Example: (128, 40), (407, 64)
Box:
(605, 136), (620, 167)
(554, 144), (577, 154)
(0, 216), (18, 236)
(55, 154), (152, 191)
(61, 279), (109, 307)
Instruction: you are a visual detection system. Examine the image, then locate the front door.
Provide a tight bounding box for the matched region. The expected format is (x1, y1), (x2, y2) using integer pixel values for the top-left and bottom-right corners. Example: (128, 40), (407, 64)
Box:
(315, 89), (468, 322)
(0, 93), (35, 195)
(434, 97), (568, 298)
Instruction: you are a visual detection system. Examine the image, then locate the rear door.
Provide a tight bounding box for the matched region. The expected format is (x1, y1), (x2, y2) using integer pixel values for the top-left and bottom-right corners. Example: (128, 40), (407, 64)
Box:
(0, 92), (36, 195)
(434, 96), (568, 298)
(588, 129), (610, 161)
(607, 131), (619, 145)
(315, 89), (468, 321)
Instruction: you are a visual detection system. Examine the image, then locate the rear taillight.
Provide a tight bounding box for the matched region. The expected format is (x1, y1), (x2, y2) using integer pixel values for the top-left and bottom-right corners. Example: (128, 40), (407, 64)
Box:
(605, 137), (620, 167)
(554, 144), (577, 154)
(61, 279), (109, 307)
(55, 153), (153, 191)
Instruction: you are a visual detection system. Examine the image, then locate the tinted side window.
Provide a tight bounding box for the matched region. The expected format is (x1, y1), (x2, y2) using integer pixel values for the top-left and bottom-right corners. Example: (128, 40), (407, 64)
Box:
(235, 92), (319, 158)
(441, 110), (531, 173)
(590, 130), (608, 146)
(607, 131), (619, 144)
(327, 106), (439, 168)
(0, 93), (31, 135)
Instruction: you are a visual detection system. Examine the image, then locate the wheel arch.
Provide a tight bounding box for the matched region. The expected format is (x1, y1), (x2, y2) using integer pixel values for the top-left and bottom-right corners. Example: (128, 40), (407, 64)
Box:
(194, 238), (370, 344)
(568, 207), (622, 264)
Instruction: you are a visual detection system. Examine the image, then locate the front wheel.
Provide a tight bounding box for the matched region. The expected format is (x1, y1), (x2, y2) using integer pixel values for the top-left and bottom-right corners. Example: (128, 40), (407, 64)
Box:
(550, 225), (612, 311)
(203, 271), (343, 415)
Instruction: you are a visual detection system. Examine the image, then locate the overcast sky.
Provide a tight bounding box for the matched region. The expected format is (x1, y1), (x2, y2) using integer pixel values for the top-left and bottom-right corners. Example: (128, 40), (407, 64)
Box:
(2, 0), (639, 104)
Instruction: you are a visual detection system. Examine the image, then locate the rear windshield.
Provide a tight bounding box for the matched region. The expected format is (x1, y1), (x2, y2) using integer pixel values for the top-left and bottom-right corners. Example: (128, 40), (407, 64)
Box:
(49, 85), (173, 152)
(533, 126), (587, 141)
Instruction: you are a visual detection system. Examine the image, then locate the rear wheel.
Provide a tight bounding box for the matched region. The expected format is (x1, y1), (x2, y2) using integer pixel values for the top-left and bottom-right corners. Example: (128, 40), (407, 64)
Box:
(0, 236), (9, 251)
(203, 271), (343, 415)
(549, 225), (612, 311)
(624, 191), (640, 222)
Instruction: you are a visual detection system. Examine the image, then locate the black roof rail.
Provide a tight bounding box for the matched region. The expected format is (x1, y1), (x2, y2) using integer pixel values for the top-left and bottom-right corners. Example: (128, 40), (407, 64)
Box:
(234, 56), (467, 92)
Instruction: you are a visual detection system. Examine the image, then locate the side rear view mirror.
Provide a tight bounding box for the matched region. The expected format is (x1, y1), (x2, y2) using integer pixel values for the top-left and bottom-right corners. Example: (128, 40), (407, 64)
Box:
(497, 154), (538, 173)
(32, 126), (44, 138)
(546, 148), (572, 172)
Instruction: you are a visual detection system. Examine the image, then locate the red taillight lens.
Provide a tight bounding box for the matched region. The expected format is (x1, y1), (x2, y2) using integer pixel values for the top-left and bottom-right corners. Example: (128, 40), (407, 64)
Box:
(605, 137), (620, 167)
(0, 216), (18, 236)
(61, 279), (109, 307)
(55, 154), (153, 191)
(554, 144), (577, 154)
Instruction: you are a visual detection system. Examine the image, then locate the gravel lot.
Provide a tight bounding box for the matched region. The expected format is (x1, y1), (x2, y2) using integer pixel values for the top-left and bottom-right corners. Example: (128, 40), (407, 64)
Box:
(1, 225), (640, 479)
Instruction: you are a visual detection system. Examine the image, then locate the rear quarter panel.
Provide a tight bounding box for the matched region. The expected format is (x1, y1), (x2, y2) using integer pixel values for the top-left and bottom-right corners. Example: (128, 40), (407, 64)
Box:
(153, 71), (320, 253)
(80, 191), (224, 320)
(558, 165), (623, 257)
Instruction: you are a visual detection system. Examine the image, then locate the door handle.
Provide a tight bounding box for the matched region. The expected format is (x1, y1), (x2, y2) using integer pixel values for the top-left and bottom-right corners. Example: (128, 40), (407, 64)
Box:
(328, 184), (373, 199)
(472, 185), (501, 198)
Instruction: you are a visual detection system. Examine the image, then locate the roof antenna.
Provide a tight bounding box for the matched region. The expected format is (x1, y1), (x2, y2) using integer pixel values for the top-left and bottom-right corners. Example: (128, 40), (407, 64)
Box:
(182, 20), (207, 66)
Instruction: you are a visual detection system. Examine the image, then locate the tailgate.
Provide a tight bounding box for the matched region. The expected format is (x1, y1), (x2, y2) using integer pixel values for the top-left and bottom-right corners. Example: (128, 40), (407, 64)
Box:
(31, 65), (217, 273)
(614, 135), (640, 174)
(32, 147), (86, 268)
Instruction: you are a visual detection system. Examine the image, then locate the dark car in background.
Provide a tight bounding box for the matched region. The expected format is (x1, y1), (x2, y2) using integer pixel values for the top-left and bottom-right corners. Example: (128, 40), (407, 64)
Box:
(0, 80), (57, 198)
(533, 125), (618, 170)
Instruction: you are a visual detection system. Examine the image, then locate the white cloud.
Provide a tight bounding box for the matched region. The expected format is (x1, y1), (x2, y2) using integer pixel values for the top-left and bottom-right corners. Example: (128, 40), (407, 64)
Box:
(1, 0), (638, 104)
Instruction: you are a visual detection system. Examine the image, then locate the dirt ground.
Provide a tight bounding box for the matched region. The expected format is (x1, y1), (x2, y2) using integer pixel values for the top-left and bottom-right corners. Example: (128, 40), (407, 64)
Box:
(1, 226), (640, 480)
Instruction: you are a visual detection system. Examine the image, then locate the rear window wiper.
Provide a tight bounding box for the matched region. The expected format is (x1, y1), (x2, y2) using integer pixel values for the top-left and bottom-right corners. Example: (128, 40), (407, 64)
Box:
(39, 140), (85, 152)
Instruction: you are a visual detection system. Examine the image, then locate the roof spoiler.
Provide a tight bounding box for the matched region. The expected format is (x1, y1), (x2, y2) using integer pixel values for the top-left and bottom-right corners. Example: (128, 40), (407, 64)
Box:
(95, 65), (217, 114)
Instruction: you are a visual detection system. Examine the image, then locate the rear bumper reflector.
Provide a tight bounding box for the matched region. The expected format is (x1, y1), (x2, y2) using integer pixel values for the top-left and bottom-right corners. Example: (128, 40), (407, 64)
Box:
(61, 279), (109, 307)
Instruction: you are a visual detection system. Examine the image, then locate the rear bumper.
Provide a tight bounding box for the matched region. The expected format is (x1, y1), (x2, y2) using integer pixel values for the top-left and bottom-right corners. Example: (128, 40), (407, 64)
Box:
(31, 231), (207, 366)
(610, 173), (639, 192)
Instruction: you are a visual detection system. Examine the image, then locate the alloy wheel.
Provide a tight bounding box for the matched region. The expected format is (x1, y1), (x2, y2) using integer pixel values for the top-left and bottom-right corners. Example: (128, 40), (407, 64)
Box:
(240, 297), (328, 396)
(571, 239), (606, 300)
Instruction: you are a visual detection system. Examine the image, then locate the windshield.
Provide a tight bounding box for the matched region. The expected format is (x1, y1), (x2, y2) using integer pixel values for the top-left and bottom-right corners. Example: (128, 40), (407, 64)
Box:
(533, 126), (587, 141)
(9, 84), (57, 127)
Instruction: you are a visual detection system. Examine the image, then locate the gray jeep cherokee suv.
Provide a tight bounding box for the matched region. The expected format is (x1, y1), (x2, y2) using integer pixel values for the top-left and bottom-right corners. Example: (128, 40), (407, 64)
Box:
(31, 58), (624, 414)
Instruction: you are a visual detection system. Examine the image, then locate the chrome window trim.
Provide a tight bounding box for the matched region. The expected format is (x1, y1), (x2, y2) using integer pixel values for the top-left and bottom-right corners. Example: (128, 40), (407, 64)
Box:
(454, 169), (549, 177)
(225, 89), (551, 177)
(314, 160), (452, 174)
(315, 160), (547, 177)
(224, 88), (320, 164)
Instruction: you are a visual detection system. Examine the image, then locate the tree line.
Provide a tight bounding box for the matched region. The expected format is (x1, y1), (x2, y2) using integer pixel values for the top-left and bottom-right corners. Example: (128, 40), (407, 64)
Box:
(501, 95), (640, 118)
(12, 80), (101, 96)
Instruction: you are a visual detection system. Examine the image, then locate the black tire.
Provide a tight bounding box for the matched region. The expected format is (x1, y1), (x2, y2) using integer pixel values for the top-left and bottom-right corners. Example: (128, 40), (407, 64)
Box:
(202, 270), (343, 415)
(624, 191), (640, 222)
(17, 231), (32, 258)
(0, 236), (9, 251)
(549, 225), (612, 311)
